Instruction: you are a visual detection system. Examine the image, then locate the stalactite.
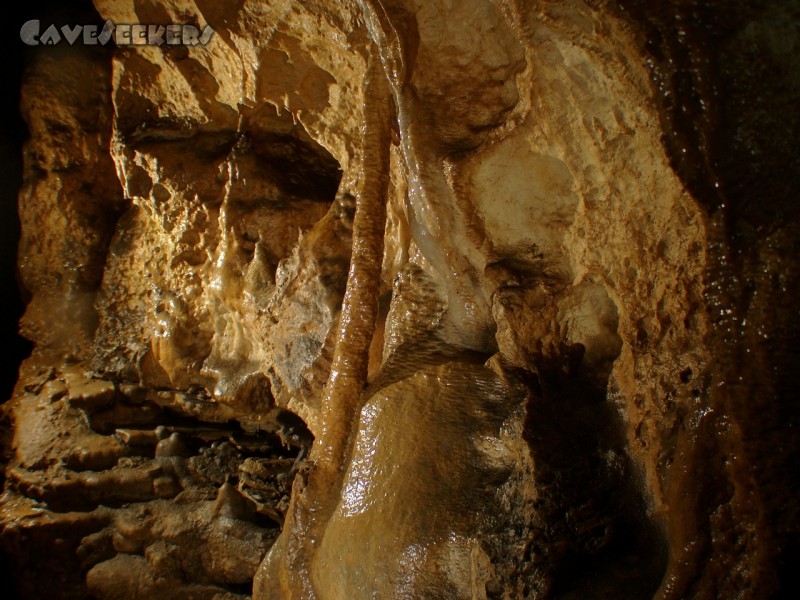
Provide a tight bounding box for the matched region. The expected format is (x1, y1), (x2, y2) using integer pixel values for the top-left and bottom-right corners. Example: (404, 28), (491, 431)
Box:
(255, 51), (392, 600)
(359, 0), (497, 353)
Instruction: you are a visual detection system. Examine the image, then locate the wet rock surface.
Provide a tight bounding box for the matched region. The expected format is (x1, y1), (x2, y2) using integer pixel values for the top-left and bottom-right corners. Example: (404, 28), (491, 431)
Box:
(2, 0), (799, 599)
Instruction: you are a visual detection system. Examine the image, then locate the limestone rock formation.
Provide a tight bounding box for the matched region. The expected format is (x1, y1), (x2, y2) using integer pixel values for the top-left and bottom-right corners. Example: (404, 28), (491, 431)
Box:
(2, 1), (798, 599)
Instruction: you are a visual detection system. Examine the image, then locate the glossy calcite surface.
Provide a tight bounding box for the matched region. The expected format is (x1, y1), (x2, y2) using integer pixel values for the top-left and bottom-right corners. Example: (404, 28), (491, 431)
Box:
(2, 1), (798, 599)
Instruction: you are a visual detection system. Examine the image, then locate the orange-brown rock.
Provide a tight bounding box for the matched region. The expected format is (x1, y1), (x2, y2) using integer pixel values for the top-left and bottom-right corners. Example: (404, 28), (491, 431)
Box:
(1, 1), (798, 599)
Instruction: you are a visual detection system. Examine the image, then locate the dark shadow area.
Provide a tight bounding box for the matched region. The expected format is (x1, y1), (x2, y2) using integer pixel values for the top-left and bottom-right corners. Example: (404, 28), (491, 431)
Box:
(1, 3), (110, 597)
(614, 1), (800, 596)
(519, 348), (668, 600)
(1, 0), (111, 399)
(0, 4), (34, 406)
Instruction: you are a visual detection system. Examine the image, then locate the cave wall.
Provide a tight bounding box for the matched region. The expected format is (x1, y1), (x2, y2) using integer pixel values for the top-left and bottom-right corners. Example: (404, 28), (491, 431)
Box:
(1, 1), (798, 599)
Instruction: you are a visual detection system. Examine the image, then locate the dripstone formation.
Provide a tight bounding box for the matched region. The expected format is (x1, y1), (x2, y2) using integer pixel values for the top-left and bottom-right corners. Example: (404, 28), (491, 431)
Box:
(2, 1), (798, 599)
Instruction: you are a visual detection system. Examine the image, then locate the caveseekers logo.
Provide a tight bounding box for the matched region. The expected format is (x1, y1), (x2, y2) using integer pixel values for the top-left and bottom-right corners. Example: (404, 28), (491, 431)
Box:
(20, 19), (214, 47)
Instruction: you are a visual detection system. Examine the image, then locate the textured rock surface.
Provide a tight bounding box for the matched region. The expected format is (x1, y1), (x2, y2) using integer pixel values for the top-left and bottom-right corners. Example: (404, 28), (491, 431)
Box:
(2, 0), (799, 599)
